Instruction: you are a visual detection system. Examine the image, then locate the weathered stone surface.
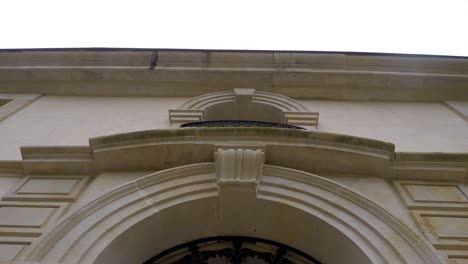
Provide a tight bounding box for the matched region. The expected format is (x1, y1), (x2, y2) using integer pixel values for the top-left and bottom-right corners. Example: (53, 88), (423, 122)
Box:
(0, 49), (467, 263)
(1, 50), (468, 101)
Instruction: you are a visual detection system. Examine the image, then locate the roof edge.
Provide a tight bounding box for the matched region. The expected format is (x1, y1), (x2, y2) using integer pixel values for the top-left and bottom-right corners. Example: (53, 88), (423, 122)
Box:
(1, 47), (467, 59)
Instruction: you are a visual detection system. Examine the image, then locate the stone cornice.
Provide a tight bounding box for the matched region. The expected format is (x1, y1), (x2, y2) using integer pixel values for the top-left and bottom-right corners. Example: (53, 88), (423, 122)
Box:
(0, 160), (23, 177)
(1, 49), (468, 101)
(89, 127), (395, 153)
(0, 128), (465, 181)
(87, 128), (396, 177)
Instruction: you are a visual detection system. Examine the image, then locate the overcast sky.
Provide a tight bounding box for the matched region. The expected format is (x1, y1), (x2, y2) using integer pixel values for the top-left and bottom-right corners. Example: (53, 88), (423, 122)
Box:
(2, 0), (468, 56)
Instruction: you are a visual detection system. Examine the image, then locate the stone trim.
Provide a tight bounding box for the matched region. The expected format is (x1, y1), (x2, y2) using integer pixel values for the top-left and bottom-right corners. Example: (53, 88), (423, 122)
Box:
(444, 101), (468, 123)
(3, 175), (90, 202)
(0, 94), (41, 122)
(393, 180), (468, 210)
(2, 128), (465, 181)
(262, 165), (444, 264)
(0, 161), (23, 177)
(169, 89), (319, 127)
(88, 127), (392, 176)
(215, 148), (264, 188)
(22, 164), (217, 262)
(439, 250), (468, 264)
(90, 128), (394, 153)
(413, 210), (468, 250)
(20, 163), (443, 264)
(1, 50), (468, 101)
(393, 179), (468, 258)
(0, 174), (90, 261)
(0, 202), (68, 237)
(21, 146), (92, 175)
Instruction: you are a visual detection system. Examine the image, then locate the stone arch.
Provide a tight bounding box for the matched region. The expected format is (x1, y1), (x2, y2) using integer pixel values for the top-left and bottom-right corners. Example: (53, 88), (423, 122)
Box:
(20, 163), (442, 264)
(169, 89), (319, 127)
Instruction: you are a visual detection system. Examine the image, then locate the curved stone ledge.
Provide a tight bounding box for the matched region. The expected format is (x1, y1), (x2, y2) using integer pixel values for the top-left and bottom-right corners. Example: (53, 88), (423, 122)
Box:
(90, 127), (395, 153)
(87, 128), (395, 176)
(6, 128), (467, 180)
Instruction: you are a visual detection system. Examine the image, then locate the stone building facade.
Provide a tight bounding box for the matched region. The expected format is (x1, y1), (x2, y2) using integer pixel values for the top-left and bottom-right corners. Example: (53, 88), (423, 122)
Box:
(0, 49), (468, 264)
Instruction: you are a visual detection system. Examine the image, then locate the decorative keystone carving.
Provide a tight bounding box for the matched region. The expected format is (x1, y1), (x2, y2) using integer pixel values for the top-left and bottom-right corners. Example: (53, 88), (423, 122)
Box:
(233, 88), (255, 102)
(234, 88), (255, 120)
(215, 148), (264, 187)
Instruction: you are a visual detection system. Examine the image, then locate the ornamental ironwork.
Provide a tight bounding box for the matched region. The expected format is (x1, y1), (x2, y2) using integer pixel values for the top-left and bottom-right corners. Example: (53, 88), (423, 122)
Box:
(144, 236), (321, 264)
(180, 120), (305, 130)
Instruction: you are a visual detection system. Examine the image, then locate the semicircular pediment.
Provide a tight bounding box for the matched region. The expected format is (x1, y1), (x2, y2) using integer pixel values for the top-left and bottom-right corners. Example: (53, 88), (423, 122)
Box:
(168, 89), (319, 127)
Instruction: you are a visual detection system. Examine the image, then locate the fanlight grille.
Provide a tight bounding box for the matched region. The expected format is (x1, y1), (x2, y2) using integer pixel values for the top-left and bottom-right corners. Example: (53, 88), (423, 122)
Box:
(180, 120), (305, 130)
(144, 236), (321, 264)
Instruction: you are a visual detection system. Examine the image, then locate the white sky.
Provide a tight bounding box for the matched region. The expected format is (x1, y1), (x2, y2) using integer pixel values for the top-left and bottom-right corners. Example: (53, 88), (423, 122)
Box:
(1, 0), (468, 56)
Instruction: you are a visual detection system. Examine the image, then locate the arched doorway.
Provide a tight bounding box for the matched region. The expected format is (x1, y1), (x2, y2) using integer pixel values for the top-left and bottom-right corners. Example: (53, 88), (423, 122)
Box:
(21, 163), (440, 264)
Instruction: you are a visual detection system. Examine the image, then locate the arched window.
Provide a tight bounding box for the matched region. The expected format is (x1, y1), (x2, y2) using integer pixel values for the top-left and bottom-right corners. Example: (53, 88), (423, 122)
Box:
(169, 89), (319, 128)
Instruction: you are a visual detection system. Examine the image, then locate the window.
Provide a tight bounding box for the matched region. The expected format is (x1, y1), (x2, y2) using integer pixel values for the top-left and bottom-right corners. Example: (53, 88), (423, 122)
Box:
(169, 89), (319, 128)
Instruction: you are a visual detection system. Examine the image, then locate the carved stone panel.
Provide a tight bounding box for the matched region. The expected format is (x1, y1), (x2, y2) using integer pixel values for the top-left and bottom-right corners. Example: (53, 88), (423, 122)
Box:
(215, 148), (264, 188)
(426, 216), (468, 239)
(413, 210), (468, 250)
(405, 184), (467, 202)
(394, 180), (468, 210)
(0, 202), (66, 237)
(451, 258), (468, 264)
(0, 93), (41, 122)
(0, 206), (55, 227)
(3, 175), (90, 202)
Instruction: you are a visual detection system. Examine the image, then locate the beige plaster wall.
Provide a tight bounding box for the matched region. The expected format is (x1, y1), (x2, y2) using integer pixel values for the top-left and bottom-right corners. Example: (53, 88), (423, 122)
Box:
(0, 95), (468, 160)
(0, 96), (189, 160)
(0, 177), (20, 197)
(300, 100), (468, 152)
